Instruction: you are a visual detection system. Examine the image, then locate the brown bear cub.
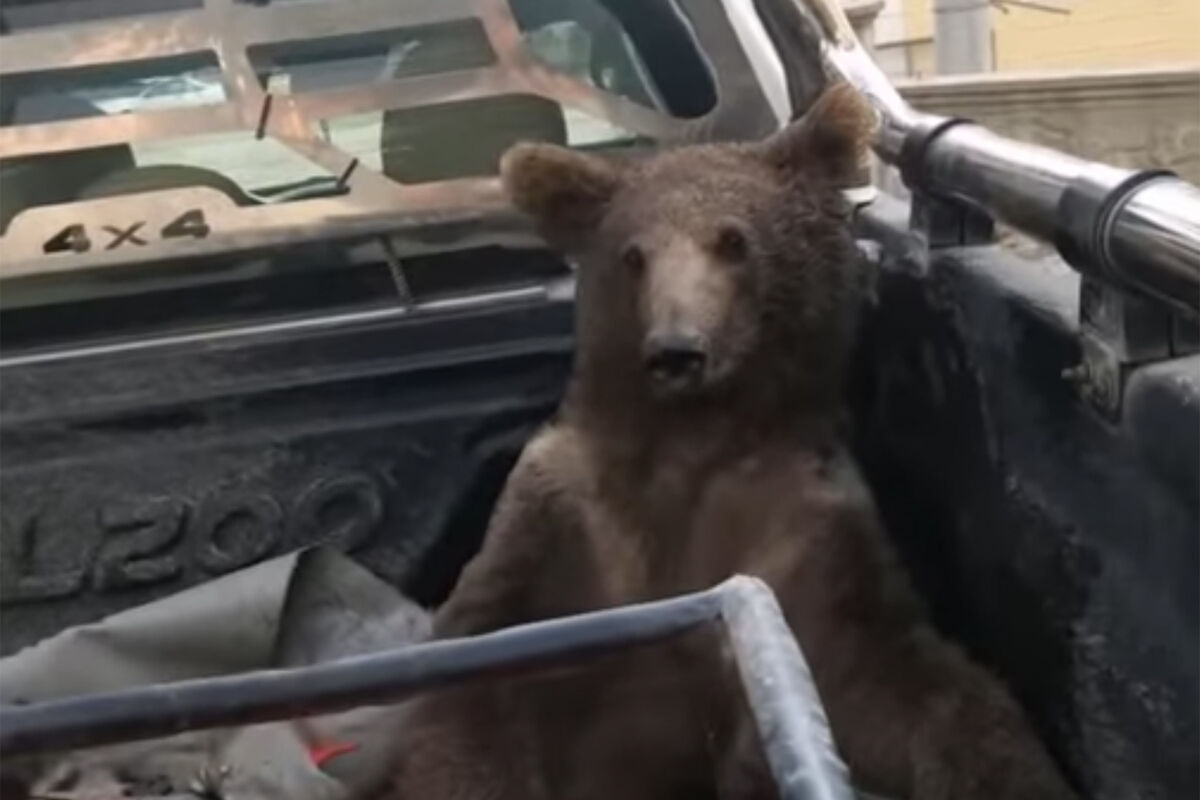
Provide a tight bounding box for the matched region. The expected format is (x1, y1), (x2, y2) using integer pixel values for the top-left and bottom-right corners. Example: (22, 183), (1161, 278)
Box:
(385, 84), (1077, 800)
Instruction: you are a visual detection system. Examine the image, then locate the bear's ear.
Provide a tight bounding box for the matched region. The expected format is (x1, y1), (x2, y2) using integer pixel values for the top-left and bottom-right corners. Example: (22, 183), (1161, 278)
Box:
(759, 83), (876, 186)
(501, 143), (620, 246)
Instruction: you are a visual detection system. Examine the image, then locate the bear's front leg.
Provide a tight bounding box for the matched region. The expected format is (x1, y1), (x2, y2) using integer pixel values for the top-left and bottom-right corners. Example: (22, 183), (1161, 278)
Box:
(752, 486), (1077, 799)
(383, 432), (585, 800)
(386, 682), (547, 800)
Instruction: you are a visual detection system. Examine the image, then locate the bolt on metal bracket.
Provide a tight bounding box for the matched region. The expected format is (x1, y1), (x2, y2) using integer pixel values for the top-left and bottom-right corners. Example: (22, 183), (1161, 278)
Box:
(1062, 277), (1193, 419)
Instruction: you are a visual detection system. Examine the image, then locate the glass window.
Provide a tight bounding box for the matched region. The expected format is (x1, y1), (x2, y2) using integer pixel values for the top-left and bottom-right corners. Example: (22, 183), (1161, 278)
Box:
(2, 54), (226, 126)
(0, 0), (713, 211)
(0, 0), (715, 348)
(327, 95), (640, 185)
(511, 0), (716, 118)
(0, 0), (202, 32)
(247, 20), (497, 94)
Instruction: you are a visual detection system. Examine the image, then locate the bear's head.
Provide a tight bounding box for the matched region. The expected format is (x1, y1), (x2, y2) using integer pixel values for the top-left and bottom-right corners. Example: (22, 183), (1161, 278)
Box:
(501, 84), (875, 417)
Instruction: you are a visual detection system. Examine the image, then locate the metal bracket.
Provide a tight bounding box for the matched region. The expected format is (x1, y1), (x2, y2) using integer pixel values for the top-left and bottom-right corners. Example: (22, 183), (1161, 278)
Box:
(1062, 277), (1191, 419)
(898, 116), (995, 248)
(909, 190), (995, 248)
(380, 235), (415, 306)
(1056, 167), (1200, 418)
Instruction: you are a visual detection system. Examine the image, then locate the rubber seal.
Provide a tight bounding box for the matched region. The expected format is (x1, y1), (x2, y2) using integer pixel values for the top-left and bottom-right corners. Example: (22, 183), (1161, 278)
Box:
(1056, 168), (1175, 283)
(898, 116), (974, 193)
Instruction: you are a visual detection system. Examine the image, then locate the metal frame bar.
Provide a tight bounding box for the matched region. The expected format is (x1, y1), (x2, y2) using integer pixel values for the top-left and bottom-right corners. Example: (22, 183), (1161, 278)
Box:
(0, 0), (780, 279)
(780, 0), (1200, 316)
(0, 0), (686, 159)
(0, 575), (854, 800)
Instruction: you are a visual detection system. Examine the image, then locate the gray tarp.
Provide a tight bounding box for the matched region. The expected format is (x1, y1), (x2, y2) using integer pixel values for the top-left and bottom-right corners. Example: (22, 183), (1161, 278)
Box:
(0, 548), (430, 799)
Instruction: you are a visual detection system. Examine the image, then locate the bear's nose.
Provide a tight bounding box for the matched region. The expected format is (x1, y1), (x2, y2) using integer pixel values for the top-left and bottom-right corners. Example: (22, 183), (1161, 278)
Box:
(643, 330), (708, 386)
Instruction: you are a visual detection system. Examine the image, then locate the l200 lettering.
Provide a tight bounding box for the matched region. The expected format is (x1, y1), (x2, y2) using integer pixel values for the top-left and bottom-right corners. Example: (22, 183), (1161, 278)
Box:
(1, 472), (389, 604)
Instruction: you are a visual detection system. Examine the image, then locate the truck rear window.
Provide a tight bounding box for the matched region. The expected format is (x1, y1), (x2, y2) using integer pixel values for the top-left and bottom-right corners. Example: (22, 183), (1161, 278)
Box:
(0, 0), (716, 350)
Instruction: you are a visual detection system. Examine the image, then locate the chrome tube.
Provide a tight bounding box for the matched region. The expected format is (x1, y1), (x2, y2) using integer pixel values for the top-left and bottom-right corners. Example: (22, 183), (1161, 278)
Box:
(788, 0), (1200, 315)
(1108, 180), (1200, 310)
(917, 122), (1088, 240)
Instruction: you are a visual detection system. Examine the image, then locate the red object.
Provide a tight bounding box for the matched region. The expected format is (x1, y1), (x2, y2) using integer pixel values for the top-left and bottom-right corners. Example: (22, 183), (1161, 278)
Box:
(307, 740), (359, 767)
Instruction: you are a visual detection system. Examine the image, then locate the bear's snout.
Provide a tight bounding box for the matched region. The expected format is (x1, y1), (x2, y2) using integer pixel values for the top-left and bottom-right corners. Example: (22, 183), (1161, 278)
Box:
(642, 329), (708, 392)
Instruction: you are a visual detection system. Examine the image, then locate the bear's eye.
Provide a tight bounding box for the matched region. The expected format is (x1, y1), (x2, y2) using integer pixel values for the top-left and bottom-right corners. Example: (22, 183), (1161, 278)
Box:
(621, 244), (646, 275)
(714, 225), (748, 262)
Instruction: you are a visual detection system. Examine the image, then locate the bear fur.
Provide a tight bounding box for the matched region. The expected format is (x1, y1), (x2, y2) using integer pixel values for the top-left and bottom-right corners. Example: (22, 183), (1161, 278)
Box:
(383, 84), (1077, 800)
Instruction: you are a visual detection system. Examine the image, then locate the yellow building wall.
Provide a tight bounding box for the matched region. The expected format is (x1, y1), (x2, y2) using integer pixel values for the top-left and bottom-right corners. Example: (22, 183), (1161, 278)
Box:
(991, 0), (1200, 72)
(904, 0), (935, 41)
(910, 40), (937, 77)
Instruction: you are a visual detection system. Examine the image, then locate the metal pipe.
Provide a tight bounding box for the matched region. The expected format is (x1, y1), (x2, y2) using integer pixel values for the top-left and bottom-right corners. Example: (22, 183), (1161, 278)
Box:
(786, 0), (1200, 315)
(0, 577), (855, 800)
(920, 122), (1089, 242)
(1107, 180), (1200, 310)
(721, 578), (855, 800)
(0, 589), (721, 755)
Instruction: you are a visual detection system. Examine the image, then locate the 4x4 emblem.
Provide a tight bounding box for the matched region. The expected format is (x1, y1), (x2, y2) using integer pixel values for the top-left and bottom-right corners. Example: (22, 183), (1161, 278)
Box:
(42, 209), (210, 254)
